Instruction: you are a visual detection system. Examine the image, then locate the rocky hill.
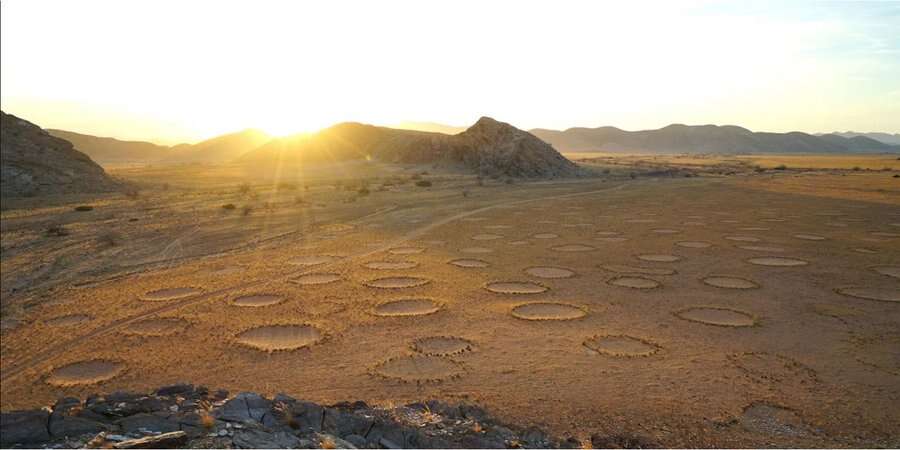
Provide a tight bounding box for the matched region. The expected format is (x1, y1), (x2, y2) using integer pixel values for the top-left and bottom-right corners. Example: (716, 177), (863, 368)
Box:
(1, 112), (121, 197)
(0, 384), (594, 449)
(242, 117), (579, 178)
(46, 129), (171, 164)
(531, 124), (897, 154)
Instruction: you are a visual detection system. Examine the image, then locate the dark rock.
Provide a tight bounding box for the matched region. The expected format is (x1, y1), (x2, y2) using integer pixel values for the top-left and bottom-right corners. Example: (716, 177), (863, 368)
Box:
(425, 400), (460, 419)
(49, 415), (109, 438)
(0, 410), (51, 447)
(366, 422), (404, 449)
(323, 408), (373, 437)
(217, 392), (271, 423)
(590, 432), (658, 449)
(155, 383), (194, 397)
(232, 428), (302, 449)
(117, 413), (179, 434)
(460, 434), (506, 448)
(113, 430), (187, 449)
(459, 404), (489, 421)
(344, 434), (367, 448)
(290, 402), (324, 433)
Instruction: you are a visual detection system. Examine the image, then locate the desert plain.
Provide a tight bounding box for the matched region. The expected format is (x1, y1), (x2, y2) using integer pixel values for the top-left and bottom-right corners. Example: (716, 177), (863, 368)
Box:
(1, 155), (899, 447)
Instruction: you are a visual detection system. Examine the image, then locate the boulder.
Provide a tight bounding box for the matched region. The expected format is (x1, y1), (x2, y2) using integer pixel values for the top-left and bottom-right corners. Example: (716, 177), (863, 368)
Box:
(0, 410), (51, 447)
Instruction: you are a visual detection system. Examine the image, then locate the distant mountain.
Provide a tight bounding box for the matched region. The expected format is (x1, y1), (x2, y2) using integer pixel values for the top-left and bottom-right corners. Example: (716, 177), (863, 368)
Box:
(389, 121), (467, 135)
(242, 117), (578, 177)
(531, 124), (897, 154)
(1, 111), (120, 197)
(165, 129), (270, 163)
(820, 132), (900, 145)
(47, 129), (170, 164)
(46, 129), (271, 165)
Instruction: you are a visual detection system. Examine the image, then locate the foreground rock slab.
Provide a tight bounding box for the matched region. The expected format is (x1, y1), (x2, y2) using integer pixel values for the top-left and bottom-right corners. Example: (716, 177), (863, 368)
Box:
(0, 384), (577, 448)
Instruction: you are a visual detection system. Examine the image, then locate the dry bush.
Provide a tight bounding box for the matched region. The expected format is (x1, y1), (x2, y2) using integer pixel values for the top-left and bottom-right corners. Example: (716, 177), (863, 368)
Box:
(415, 180), (432, 187)
(222, 203), (236, 210)
(45, 225), (70, 237)
(74, 205), (94, 212)
(237, 182), (251, 195)
(242, 205), (253, 216)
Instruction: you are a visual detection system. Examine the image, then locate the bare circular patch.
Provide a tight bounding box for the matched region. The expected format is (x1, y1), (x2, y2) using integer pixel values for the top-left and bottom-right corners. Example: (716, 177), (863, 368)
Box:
(373, 299), (442, 317)
(584, 335), (660, 357)
(871, 231), (900, 238)
(738, 245), (786, 252)
(596, 231), (621, 236)
(835, 287), (900, 303)
(365, 276), (430, 289)
(532, 233), (559, 239)
(235, 324), (323, 351)
(607, 276), (661, 289)
(363, 261), (419, 270)
(485, 281), (548, 294)
(636, 254), (681, 262)
(508, 240), (530, 246)
(141, 287), (203, 301)
(600, 265), (675, 275)
(652, 229), (681, 234)
(739, 227), (770, 231)
(794, 234), (826, 241)
(702, 276), (759, 290)
(47, 360), (123, 386)
(411, 336), (474, 356)
(373, 355), (464, 383)
(625, 218), (656, 223)
(288, 273), (342, 285)
(45, 314), (91, 327)
(484, 224), (512, 230)
(551, 244), (597, 252)
(460, 247), (493, 254)
(675, 307), (755, 327)
(288, 255), (341, 266)
(448, 258), (490, 268)
(472, 233), (503, 241)
(872, 266), (900, 279)
(389, 247), (425, 255)
(232, 294), (283, 307)
(729, 352), (817, 384)
(746, 257), (809, 267)
(853, 247), (878, 254)
(676, 241), (712, 248)
(524, 266), (576, 279)
(121, 318), (189, 337)
(725, 236), (762, 242)
(511, 302), (586, 321)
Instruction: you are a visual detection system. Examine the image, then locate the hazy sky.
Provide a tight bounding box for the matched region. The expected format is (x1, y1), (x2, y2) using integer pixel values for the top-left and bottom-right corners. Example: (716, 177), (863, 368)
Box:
(2, 0), (899, 144)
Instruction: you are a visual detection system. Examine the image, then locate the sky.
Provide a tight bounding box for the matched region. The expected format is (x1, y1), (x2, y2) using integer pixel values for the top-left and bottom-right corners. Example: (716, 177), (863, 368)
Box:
(2, 0), (899, 145)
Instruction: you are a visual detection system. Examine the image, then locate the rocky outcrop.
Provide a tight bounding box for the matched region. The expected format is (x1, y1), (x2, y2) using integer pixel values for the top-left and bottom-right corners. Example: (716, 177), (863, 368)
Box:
(0, 385), (579, 449)
(1, 111), (121, 197)
(242, 117), (580, 178)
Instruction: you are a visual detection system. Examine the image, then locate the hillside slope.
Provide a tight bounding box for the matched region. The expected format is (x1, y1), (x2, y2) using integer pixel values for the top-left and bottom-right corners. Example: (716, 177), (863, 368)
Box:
(1, 112), (120, 197)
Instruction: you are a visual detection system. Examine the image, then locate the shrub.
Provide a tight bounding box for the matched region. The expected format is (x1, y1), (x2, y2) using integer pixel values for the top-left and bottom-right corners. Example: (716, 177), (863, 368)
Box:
(124, 188), (141, 199)
(222, 203), (236, 210)
(237, 183), (251, 194)
(74, 205), (94, 212)
(415, 180), (432, 187)
(411, 174), (422, 181)
(277, 182), (297, 191)
(462, 189), (469, 198)
(46, 225), (70, 237)
(358, 187), (370, 196)
(242, 205), (253, 216)
(774, 164), (787, 170)
(852, 166), (861, 171)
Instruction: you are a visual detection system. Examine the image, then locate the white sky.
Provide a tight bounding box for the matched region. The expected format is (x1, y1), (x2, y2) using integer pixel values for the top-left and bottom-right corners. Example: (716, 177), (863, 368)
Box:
(2, 0), (898, 144)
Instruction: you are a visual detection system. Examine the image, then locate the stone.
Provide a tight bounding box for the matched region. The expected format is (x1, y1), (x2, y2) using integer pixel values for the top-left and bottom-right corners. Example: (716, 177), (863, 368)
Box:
(0, 410), (51, 447)
(155, 383), (194, 397)
(216, 392), (272, 423)
(113, 431), (188, 449)
(117, 413), (180, 434)
(232, 428), (303, 449)
(322, 408), (373, 437)
(290, 402), (324, 433)
(344, 434), (367, 448)
(50, 415), (109, 438)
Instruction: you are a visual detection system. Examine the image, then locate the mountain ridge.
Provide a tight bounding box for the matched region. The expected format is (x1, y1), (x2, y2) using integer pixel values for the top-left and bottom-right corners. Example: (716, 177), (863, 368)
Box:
(530, 124), (897, 154)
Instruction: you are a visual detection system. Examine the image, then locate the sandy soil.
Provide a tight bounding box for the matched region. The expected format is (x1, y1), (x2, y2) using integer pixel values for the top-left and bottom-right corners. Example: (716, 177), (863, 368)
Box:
(2, 159), (899, 447)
